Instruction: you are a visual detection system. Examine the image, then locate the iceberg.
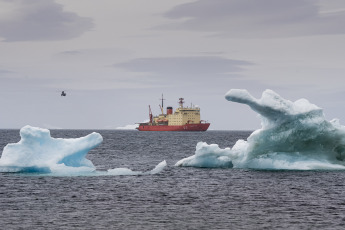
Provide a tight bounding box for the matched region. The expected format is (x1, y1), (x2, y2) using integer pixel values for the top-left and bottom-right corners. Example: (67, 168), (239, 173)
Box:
(107, 160), (167, 176)
(0, 125), (166, 175)
(176, 89), (345, 170)
(175, 142), (233, 168)
(0, 125), (102, 173)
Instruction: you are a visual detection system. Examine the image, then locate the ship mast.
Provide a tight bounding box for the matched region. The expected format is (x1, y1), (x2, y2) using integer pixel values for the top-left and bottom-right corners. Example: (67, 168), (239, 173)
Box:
(149, 105), (153, 124)
(159, 94), (165, 114)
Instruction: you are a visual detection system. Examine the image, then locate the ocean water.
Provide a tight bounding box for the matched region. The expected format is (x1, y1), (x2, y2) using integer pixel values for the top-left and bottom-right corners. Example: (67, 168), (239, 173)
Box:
(1, 129), (345, 229)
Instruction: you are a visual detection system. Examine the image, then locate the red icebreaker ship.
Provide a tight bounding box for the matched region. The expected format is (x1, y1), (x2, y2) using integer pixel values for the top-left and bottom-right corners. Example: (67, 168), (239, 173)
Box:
(137, 96), (210, 132)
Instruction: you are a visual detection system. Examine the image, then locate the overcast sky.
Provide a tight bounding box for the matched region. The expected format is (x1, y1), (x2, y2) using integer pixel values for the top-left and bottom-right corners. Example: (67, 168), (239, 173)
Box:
(1, 0), (345, 130)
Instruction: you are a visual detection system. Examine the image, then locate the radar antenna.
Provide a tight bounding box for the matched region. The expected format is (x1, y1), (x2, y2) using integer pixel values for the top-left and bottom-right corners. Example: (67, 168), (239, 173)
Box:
(178, 98), (184, 108)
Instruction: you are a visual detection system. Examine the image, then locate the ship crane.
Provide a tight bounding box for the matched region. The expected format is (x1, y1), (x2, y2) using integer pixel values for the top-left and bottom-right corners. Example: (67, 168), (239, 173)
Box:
(159, 104), (163, 115)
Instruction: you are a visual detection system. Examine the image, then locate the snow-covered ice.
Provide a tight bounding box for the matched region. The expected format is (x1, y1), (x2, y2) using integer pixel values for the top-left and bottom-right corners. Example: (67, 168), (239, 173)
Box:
(0, 125), (166, 175)
(176, 89), (345, 170)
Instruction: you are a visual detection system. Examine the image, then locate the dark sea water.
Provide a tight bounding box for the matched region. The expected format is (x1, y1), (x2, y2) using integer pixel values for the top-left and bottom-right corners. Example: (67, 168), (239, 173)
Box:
(1, 129), (345, 229)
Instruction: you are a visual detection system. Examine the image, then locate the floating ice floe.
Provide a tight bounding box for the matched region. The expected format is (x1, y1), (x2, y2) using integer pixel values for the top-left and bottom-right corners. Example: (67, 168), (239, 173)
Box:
(0, 125), (166, 175)
(107, 160), (167, 176)
(176, 89), (345, 170)
(115, 124), (139, 130)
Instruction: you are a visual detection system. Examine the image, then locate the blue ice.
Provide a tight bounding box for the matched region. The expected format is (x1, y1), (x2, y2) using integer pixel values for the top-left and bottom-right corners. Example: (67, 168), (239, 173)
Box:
(0, 125), (166, 175)
(176, 89), (345, 170)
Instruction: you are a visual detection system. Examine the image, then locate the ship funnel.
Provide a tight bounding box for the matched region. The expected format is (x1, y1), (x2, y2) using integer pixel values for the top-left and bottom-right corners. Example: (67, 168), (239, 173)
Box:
(167, 106), (173, 115)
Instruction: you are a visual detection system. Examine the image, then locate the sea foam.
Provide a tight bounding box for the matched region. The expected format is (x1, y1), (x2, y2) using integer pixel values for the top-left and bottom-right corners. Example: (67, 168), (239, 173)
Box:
(176, 89), (345, 170)
(0, 125), (166, 175)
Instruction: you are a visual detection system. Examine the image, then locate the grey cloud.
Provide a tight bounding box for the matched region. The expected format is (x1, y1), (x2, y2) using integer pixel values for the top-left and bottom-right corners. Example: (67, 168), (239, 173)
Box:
(0, 69), (14, 76)
(55, 47), (132, 58)
(0, 0), (93, 42)
(58, 50), (82, 56)
(115, 56), (252, 76)
(114, 56), (253, 89)
(158, 0), (345, 37)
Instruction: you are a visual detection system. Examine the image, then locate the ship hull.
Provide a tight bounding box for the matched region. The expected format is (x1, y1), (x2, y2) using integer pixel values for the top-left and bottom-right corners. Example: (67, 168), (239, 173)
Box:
(137, 123), (210, 131)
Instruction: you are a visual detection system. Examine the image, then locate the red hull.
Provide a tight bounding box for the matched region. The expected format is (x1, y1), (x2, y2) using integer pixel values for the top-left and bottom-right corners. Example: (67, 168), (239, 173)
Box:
(137, 123), (210, 131)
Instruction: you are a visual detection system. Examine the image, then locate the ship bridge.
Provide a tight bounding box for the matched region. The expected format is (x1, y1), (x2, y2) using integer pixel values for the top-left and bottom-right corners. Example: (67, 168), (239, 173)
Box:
(168, 99), (201, 125)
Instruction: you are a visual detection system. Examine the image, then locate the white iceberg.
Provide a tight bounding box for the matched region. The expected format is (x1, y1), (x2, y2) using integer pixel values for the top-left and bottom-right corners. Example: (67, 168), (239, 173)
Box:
(0, 125), (166, 175)
(0, 125), (102, 173)
(176, 89), (345, 170)
(107, 160), (167, 176)
(175, 142), (233, 168)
